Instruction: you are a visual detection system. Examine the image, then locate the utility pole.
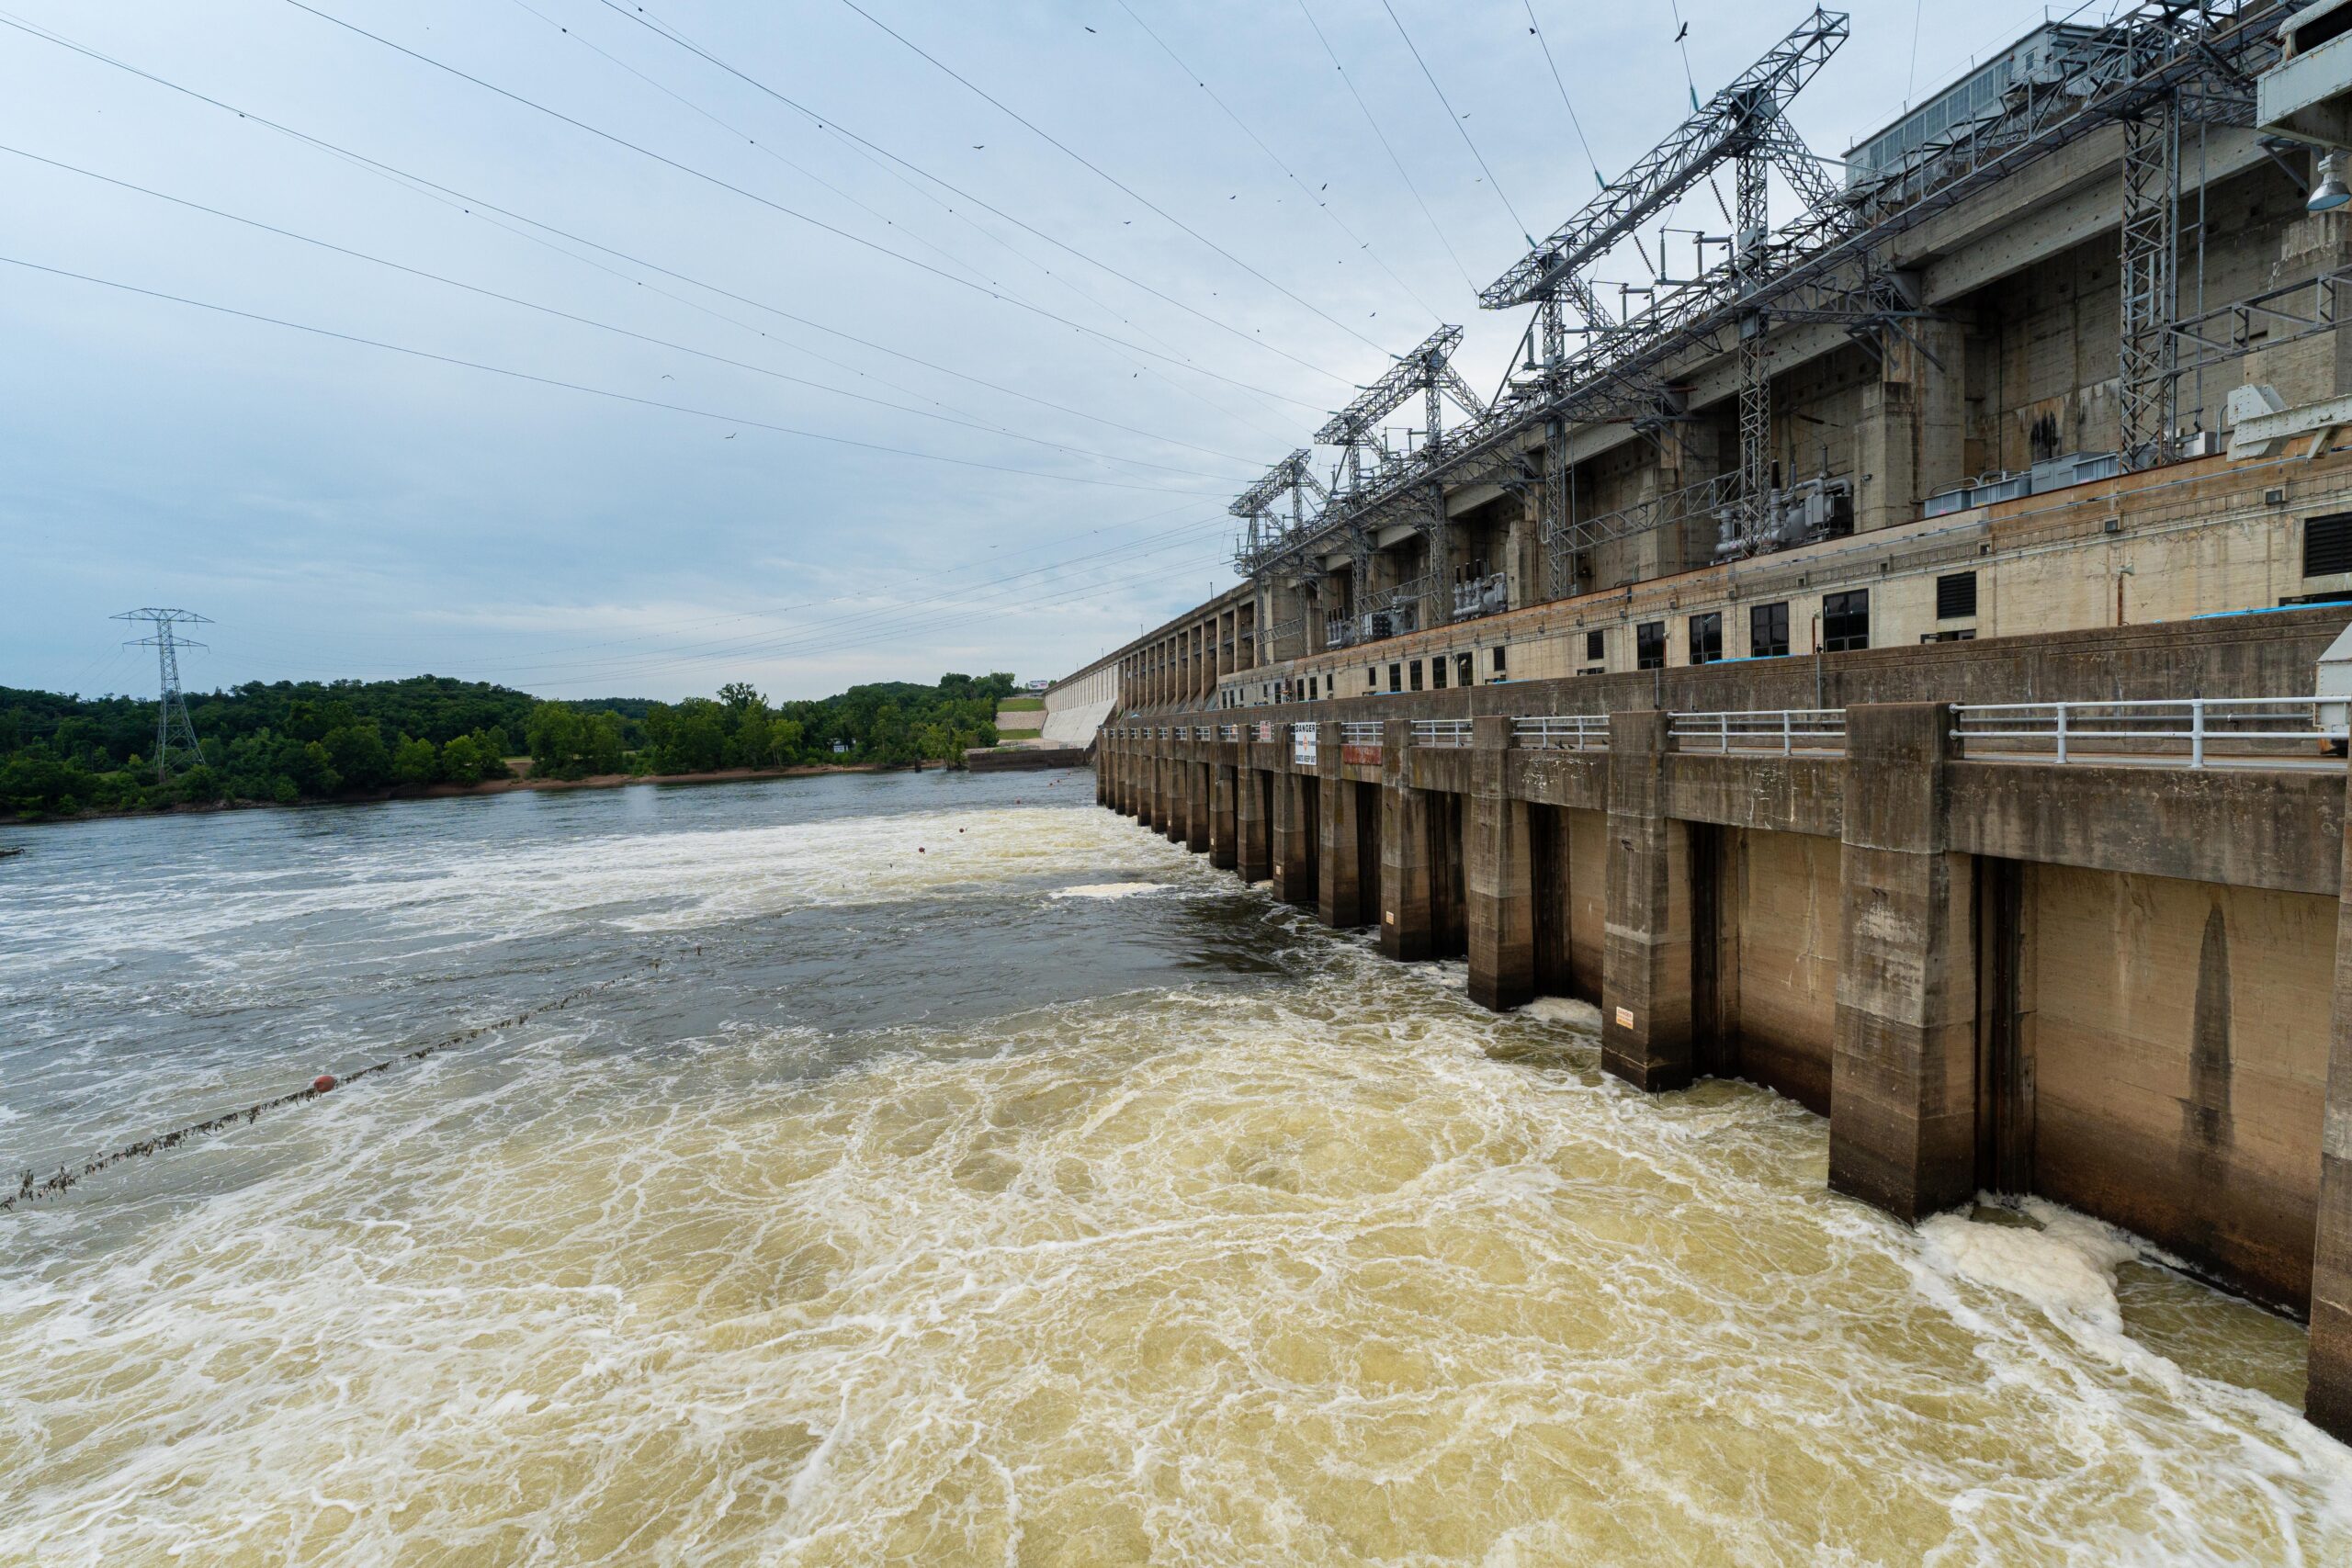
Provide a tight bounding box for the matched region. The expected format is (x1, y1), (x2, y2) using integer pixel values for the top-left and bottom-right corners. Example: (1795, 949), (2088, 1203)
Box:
(113, 608), (210, 782)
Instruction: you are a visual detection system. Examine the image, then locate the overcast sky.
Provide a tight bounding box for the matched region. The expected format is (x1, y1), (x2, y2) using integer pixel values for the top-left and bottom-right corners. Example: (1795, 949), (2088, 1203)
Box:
(2, 0), (2074, 701)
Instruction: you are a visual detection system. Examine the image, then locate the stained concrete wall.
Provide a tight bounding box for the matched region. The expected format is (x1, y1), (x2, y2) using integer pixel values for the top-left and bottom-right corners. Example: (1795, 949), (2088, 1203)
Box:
(2022, 864), (2335, 1313)
(1723, 828), (1843, 1115)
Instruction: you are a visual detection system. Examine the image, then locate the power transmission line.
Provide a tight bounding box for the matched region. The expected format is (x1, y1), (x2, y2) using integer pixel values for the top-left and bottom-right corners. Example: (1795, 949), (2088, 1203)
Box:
(0, 7), (1326, 458)
(570, 0), (1368, 391)
(828, 0), (1393, 355)
(1376, 0), (1533, 245)
(1288, 0), (1477, 296)
(1107, 0), (1443, 325)
(1521, 1), (1605, 190)
(0, 143), (1247, 484)
(0, 254), (1219, 495)
(113, 608), (209, 781)
(254, 3), (1338, 413)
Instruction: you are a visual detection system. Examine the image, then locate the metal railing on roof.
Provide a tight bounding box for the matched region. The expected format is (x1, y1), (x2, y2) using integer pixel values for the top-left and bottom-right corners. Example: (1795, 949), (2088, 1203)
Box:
(1669, 708), (1847, 754)
(1410, 718), (1473, 748)
(1952, 697), (2343, 766)
(1339, 720), (1383, 745)
(1512, 716), (1610, 751)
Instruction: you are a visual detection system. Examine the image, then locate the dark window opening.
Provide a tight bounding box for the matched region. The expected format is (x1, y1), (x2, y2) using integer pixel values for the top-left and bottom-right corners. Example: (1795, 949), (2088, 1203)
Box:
(2305, 513), (2352, 578)
(1919, 629), (1976, 644)
(1367, 667), (1378, 690)
(1823, 590), (1871, 653)
(1490, 645), (1507, 678)
(1750, 601), (1790, 659)
(1585, 629), (1605, 661)
(1635, 620), (1666, 671)
(1935, 570), (1978, 620)
(1408, 660), (1424, 693)
(1308, 676), (1317, 700)
(1388, 663), (1402, 694)
(1689, 611), (1723, 665)
(1455, 652), (1474, 687)
(1431, 656), (1447, 690)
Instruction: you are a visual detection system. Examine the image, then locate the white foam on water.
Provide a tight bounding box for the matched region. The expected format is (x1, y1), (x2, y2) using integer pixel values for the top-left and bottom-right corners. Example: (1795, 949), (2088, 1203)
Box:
(1518, 997), (1602, 1031)
(4, 791), (2348, 1565)
(1051, 882), (1170, 899)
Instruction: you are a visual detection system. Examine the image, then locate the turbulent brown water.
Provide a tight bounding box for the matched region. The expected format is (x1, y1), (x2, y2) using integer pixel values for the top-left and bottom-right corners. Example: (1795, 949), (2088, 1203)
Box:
(2, 772), (2346, 1564)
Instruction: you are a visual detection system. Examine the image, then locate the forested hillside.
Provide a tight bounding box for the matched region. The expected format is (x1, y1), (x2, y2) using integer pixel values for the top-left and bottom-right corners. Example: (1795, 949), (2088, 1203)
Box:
(0, 671), (1013, 819)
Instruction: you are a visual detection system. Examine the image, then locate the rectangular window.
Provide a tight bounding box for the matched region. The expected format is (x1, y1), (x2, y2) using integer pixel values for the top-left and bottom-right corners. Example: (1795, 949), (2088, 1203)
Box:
(1455, 652), (1473, 687)
(1823, 590), (1871, 652)
(1367, 667), (1377, 691)
(1307, 676), (1317, 700)
(1749, 602), (1790, 659)
(1688, 611), (1723, 665)
(1430, 655), (1447, 689)
(1635, 620), (1666, 671)
(1585, 629), (1604, 661)
(1935, 570), (1978, 620)
(1388, 663), (1402, 694)
(2306, 513), (2352, 578)
(1490, 645), (1507, 678)
(1408, 660), (1424, 692)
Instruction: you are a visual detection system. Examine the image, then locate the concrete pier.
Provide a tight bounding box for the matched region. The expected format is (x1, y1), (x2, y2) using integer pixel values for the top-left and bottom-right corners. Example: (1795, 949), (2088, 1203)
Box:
(1097, 608), (2352, 1441)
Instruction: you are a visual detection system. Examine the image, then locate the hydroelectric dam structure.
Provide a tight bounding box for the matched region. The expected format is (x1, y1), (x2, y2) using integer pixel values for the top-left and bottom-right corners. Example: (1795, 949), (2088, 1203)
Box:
(1049, 1), (2352, 1442)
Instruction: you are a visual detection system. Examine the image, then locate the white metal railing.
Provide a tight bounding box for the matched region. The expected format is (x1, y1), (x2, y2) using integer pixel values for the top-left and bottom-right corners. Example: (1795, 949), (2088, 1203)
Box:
(1952, 697), (2345, 766)
(1670, 708), (1847, 754)
(1339, 720), (1383, 746)
(1410, 718), (1473, 748)
(1512, 715), (1610, 751)
(1218, 724), (1241, 741)
(1292, 722), (1319, 766)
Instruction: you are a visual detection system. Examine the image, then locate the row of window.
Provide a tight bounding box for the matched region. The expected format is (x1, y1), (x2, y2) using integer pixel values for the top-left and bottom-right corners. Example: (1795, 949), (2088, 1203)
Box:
(1365, 645), (1508, 695)
(1590, 573), (1978, 671)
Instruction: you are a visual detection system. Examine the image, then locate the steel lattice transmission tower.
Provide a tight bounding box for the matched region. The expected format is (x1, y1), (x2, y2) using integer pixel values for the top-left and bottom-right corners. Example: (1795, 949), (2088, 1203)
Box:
(113, 608), (210, 782)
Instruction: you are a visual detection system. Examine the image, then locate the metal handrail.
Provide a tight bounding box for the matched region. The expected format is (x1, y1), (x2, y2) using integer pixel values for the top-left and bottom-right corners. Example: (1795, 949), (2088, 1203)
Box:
(1410, 718), (1474, 748)
(1669, 707), (1847, 754)
(1512, 715), (1610, 750)
(1339, 720), (1384, 744)
(1952, 697), (2343, 766)
(1218, 724), (1241, 741)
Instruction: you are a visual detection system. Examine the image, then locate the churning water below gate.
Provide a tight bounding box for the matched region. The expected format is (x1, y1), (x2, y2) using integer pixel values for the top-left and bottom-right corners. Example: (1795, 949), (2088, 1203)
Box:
(1, 771), (2347, 1564)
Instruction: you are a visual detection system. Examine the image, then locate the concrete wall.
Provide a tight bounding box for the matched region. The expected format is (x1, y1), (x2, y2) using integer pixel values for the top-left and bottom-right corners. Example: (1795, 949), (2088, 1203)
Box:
(1722, 828), (1843, 1114)
(2023, 863), (2335, 1312)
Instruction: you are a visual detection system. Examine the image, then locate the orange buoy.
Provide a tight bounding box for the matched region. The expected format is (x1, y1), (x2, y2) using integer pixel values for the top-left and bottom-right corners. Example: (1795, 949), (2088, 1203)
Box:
(311, 1074), (337, 1094)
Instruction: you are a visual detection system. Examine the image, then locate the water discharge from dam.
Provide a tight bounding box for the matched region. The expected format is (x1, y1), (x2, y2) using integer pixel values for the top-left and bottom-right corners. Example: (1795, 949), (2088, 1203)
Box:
(2, 773), (2347, 1563)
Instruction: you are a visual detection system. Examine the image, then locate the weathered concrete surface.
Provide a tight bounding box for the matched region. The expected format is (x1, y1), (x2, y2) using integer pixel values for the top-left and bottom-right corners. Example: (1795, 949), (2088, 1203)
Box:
(1602, 711), (1695, 1091)
(1726, 827), (1843, 1114)
(1380, 721), (1434, 963)
(1828, 705), (1978, 1224)
(1317, 726), (1367, 929)
(1236, 765), (1271, 884)
(1272, 770), (1316, 908)
(1209, 764), (1238, 872)
(2313, 750), (2352, 1440)
(1951, 763), (2342, 898)
(1468, 716), (1535, 1010)
(965, 745), (1088, 773)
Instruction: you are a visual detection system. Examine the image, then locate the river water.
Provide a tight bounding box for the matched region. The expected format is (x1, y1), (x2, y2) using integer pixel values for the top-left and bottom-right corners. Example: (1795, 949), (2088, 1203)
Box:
(1, 771), (2346, 1565)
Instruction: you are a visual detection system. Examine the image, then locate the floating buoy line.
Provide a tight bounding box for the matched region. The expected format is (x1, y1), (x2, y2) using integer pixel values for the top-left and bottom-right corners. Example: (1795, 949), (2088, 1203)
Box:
(6, 953), (686, 1214)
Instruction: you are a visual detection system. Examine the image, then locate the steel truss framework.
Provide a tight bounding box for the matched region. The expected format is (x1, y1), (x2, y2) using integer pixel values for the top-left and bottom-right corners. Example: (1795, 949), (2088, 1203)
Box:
(1233, 0), (2281, 629)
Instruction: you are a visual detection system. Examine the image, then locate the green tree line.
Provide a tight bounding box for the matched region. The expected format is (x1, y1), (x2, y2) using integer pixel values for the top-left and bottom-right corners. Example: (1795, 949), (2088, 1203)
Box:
(1, 671), (1014, 820)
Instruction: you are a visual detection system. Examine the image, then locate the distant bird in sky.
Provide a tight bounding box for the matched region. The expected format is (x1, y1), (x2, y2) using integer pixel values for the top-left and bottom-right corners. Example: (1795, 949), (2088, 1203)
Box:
(972, 144), (985, 150)
(724, 433), (736, 439)
(1084, 24), (1095, 31)
(1675, 21), (1689, 40)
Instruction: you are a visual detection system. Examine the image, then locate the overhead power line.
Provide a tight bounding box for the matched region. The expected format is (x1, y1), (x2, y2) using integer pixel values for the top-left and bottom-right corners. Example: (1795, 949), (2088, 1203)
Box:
(571, 0), (1363, 394)
(1376, 0), (1534, 245)
(0, 12), (1306, 454)
(1288, 0), (1476, 296)
(1107, 0), (1443, 325)
(0, 142), (1246, 483)
(259, 2), (1329, 411)
(0, 253), (1217, 495)
(1521, 1), (1605, 190)
(829, 0), (1394, 355)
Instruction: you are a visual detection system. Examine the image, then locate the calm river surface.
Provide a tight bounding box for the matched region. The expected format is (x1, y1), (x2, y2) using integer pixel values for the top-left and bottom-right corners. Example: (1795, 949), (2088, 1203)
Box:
(2, 771), (2347, 1564)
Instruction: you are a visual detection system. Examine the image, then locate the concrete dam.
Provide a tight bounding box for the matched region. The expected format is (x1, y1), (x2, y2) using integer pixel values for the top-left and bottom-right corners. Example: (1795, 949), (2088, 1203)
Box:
(1040, 0), (2352, 1448)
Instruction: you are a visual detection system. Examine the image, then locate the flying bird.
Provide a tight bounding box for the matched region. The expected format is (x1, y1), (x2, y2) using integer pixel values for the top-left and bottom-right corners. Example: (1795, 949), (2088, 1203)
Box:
(724, 433), (736, 439)
(972, 144), (985, 150)
(1084, 24), (1095, 31)
(1675, 21), (1689, 40)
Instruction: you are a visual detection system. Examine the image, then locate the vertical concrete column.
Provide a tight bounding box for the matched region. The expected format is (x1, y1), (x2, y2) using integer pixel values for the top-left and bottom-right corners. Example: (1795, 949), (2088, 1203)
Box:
(1317, 721), (1363, 928)
(2305, 750), (2352, 1441)
(1272, 758), (1314, 907)
(1601, 710), (1694, 1091)
(1236, 764), (1270, 883)
(1380, 718), (1434, 962)
(1467, 715), (1535, 1011)
(1827, 703), (1978, 1223)
(1208, 762), (1238, 870)
(1165, 746), (1189, 845)
(1857, 315), (1965, 535)
(1186, 757), (1210, 853)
